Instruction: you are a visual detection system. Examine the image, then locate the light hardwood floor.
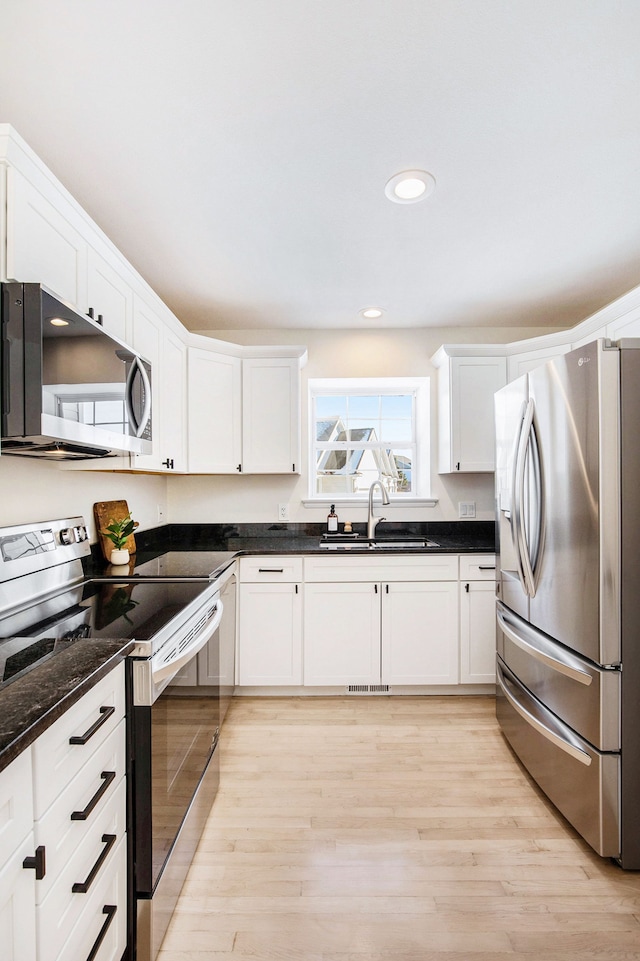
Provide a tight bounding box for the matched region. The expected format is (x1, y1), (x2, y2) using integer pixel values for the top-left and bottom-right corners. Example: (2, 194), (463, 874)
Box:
(158, 696), (640, 960)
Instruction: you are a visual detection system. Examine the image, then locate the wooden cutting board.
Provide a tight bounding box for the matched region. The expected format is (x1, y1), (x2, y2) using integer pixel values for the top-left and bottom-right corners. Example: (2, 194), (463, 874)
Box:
(93, 500), (138, 561)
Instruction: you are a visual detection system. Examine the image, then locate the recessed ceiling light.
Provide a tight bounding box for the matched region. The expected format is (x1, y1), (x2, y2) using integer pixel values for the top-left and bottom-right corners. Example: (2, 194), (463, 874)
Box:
(49, 317), (70, 326)
(385, 170), (436, 204)
(360, 307), (384, 319)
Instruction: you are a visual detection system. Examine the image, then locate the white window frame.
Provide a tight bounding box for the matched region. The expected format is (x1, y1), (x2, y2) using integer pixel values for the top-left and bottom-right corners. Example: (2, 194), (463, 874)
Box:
(306, 377), (434, 506)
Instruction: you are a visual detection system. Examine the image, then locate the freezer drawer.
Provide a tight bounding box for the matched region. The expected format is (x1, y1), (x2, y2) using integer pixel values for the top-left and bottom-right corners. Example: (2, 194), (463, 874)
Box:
(496, 658), (619, 858)
(497, 603), (620, 751)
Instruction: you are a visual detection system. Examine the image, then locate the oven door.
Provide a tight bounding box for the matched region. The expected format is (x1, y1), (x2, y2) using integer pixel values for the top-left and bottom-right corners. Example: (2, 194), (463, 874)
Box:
(131, 594), (222, 960)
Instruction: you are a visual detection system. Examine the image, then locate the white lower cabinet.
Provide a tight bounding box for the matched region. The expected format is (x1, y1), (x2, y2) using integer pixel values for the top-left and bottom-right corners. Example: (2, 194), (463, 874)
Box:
(304, 582), (381, 685)
(382, 581), (459, 685)
(303, 555), (459, 688)
(459, 554), (497, 684)
(0, 664), (128, 961)
(0, 749), (36, 961)
(238, 557), (303, 685)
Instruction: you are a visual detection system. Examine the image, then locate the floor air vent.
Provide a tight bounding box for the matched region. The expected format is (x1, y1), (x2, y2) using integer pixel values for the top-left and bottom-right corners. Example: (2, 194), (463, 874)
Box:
(346, 684), (391, 694)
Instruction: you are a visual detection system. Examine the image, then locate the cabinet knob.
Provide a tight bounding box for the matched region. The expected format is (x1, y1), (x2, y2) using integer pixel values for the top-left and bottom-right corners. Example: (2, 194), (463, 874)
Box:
(23, 845), (46, 880)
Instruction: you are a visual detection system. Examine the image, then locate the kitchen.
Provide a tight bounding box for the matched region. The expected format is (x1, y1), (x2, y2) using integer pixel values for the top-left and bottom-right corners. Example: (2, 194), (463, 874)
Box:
(1, 3), (640, 960)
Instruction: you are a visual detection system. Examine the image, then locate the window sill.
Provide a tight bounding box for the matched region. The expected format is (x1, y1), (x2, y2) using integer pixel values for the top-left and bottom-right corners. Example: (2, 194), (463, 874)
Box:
(302, 498), (439, 509)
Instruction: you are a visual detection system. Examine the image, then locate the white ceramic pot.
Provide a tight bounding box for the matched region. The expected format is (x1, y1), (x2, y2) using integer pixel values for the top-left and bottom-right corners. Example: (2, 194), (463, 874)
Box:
(109, 548), (130, 566)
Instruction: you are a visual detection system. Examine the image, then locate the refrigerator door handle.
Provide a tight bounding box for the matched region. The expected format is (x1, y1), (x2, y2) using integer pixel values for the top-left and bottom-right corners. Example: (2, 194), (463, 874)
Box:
(513, 398), (536, 597)
(497, 606), (593, 686)
(496, 661), (593, 766)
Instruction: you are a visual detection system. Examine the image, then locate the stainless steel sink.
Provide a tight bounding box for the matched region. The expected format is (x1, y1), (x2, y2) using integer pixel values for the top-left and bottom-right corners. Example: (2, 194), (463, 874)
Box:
(319, 538), (439, 550)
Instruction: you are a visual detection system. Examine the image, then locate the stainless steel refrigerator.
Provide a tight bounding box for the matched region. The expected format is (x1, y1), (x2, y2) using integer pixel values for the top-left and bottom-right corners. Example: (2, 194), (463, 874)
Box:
(495, 338), (640, 869)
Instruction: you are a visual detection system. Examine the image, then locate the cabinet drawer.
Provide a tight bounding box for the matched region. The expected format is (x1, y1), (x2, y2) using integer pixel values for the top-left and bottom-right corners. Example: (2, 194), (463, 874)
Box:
(304, 554), (458, 582)
(459, 554), (496, 580)
(53, 836), (127, 961)
(0, 748), (33, 866)
(32, 664), (125, 818)
(35, 721), (125, 903)
(36, 779), (126, 961)
(240, 556), (303, 582)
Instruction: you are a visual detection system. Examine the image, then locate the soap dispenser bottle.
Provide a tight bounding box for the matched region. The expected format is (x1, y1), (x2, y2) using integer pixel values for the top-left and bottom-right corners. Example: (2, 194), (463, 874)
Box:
(327, 504), (338, 533)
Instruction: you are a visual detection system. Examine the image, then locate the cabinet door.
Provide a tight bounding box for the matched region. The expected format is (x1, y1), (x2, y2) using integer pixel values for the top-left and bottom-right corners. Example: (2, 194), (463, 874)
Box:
(188, 348), (242, 473)
(460, 580), (497, 683)
(238, 582), (302, 685)
(6, 166), (87, 307)
(438, 355), (506, 472)
(382, 581), (459, 685)
(304, 582), (381, 686)
(86, 246), (132, 342)
(132, 297), (187, 472)
(242, 357), (300, 473)
(0, 833), (37, 961)
(161, 328), (188, 471)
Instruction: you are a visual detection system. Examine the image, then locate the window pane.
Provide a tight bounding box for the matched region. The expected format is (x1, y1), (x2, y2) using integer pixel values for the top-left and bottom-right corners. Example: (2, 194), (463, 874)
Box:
(316, 395), (347, 418)
(391, 449), (413, 492)
(381, 419), (412, 442)
(348, 395), (379, 420)
(380, 394), (412, 418)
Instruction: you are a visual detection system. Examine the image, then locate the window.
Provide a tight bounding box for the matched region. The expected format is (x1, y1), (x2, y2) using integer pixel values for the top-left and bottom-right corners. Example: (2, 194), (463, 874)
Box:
(308, 377), (430, 500)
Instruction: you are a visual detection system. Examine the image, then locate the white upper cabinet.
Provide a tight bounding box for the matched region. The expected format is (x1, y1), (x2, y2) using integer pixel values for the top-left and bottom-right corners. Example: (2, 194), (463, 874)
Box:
(242, 356), (300, 474)
(432, 349), (507, 473)
(5, 165), (87, 307)
(86, 246), (133, 342)
(131, 296), (187, 473)
(188, 346), (242, 473)
(187, 343), (305, 474)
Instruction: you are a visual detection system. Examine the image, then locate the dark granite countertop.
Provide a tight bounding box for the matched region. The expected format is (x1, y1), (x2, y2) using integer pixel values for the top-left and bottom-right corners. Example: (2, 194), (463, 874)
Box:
(86, 520), (496, 573)
(0, 639), (133, 774)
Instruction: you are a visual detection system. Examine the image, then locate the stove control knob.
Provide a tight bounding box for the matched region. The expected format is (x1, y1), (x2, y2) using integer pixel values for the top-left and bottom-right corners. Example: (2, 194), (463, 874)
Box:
(75, 525), (88, 542)
(59, 528), (76, 545)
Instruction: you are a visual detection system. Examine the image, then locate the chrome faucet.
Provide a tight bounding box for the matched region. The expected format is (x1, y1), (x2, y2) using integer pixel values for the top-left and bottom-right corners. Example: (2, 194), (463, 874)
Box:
(367, 480), (390, 539)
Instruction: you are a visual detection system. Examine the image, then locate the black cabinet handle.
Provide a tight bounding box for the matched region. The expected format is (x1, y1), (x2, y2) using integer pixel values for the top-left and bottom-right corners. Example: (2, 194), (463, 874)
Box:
(161, 458), (175, 469)
(69, 706), (115, 745)
(23, 845), (46, 880)
(86, 905), (117, 961)
(258, 568), (284, 573)
(465, 583), (470, 592)
(456, 462), (460, 470)
(478, 565), (496, 571)
(72, 834), (117, 894)
(236, 463), (242, 472)
(71, 771), (116, 821)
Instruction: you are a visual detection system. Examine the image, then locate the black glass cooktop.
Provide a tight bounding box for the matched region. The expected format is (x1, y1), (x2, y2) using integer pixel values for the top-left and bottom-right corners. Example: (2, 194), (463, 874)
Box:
(0, 578), (213, 691)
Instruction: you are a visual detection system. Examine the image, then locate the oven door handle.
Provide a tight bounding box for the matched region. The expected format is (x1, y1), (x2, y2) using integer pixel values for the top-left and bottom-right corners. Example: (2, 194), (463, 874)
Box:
(151, 599), (224, 684)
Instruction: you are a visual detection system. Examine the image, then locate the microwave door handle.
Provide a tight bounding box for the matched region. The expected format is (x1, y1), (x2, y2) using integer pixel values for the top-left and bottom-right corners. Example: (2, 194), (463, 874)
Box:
(126, 357), (151, 439)
(151, 599), (224, 684)
(135, 358), (152, 437)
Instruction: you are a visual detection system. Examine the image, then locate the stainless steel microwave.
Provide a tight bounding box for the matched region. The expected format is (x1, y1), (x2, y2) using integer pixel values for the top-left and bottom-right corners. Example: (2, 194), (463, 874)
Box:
(1, 282), (152, 460)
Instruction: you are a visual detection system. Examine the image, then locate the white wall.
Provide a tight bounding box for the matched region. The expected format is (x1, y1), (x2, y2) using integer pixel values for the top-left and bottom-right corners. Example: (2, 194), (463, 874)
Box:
(0, 456), (167, 543)
(168, 324), (563, 525)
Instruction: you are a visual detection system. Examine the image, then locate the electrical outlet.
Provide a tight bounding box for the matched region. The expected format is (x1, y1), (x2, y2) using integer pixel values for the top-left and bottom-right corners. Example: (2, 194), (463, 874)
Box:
(458, 501), (476, 518)
(278, 503), (289, 521)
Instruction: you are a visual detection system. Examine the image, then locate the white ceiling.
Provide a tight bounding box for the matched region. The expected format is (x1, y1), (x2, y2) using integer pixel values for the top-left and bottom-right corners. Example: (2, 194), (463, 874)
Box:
(1, 1), (640, 333)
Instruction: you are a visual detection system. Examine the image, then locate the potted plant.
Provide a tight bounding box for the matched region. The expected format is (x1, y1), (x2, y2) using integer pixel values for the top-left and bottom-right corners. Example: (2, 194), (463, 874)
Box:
(102, 513), (137, 565)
